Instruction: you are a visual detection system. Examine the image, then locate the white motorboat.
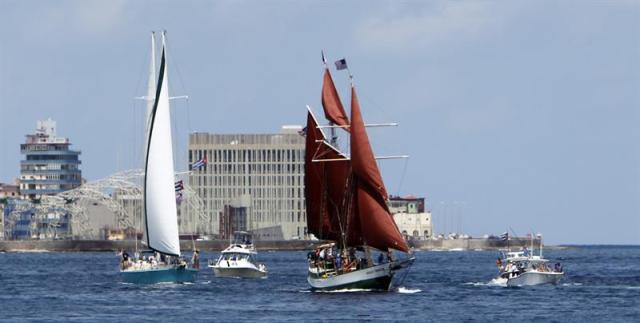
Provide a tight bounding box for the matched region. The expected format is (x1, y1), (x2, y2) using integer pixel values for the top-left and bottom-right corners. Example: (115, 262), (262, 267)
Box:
(208, 231), (267, 278)
(495, 235), (564, 287)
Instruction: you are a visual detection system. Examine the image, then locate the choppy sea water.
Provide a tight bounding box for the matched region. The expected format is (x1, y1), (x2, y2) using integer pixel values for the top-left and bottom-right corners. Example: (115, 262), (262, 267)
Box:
(0, 245), (638, 321)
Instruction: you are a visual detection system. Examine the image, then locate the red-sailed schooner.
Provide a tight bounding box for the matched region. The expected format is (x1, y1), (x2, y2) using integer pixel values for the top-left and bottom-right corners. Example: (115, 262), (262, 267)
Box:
(304, 55), (414, 291)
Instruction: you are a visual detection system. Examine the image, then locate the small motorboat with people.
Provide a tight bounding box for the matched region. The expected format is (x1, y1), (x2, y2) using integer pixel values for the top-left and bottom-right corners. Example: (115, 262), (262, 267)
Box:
(302, 53), (415, 291)
(208, 231), (267, 278)
(495, 234), (564, 286)
(119, 31), (198, 284)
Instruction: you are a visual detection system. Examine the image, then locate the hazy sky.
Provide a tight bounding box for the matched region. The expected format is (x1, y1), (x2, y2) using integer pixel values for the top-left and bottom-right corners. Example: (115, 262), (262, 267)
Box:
(1, 1), (638, 244)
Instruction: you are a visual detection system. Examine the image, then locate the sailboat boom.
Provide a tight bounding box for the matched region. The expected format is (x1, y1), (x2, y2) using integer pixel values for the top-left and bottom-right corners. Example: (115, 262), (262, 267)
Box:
(313, 155), (409, 162)
(318, 123), (398, 129)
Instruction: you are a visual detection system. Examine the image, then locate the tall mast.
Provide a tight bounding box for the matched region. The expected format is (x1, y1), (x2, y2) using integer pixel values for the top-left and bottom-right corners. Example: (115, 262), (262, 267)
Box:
(144, 32), (157, 153)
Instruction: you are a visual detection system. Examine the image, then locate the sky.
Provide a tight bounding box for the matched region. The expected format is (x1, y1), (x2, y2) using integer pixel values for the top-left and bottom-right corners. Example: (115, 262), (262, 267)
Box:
(1, 0), (638, 244)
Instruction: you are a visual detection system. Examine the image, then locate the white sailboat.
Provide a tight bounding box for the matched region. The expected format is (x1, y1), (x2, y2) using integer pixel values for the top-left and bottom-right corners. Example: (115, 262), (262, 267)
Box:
(119, 32), (198, 284)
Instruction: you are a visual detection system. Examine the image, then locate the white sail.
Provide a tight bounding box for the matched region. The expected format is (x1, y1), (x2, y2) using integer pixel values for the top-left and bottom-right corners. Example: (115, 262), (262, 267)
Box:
(144, 32), (156, 151)
(144, 32), (181, 256)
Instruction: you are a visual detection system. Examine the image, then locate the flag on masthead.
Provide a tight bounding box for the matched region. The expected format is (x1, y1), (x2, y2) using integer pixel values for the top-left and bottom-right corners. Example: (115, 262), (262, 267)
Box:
(335, 58), (348, 70)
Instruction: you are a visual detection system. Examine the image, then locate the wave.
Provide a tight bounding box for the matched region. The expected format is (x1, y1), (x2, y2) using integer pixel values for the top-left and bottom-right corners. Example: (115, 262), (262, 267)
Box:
(313, 288), (374, 293)
(561, 283), (583, 287)
(396, 287), (421, 294)
(464, 278), (507, 287)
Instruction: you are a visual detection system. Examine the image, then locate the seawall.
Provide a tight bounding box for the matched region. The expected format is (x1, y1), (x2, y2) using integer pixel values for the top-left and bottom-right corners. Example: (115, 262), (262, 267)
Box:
(0, 239), (320, 252)
(409, 238), (556, 251)
(0, 238), (565, 252)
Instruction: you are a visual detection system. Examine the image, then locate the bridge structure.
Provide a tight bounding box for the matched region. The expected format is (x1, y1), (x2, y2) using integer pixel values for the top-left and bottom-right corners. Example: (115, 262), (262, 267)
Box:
(2, 169), (208, 240)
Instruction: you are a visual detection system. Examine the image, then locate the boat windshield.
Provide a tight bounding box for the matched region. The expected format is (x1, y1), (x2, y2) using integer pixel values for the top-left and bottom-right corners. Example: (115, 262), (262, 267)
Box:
(232, 231), (253, 245)
(219, 253), (255, 262)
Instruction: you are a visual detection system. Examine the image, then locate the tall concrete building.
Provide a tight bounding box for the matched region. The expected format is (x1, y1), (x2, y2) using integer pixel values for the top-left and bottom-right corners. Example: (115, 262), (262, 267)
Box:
(19, 118), (82, 200)
(188, 126), (306, 240)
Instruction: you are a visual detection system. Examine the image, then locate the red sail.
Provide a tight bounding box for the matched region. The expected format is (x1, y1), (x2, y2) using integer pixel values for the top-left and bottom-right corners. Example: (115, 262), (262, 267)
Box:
(304, 111), (349, 241)
(349, 86), (409, 252)
(321, 68), (350, 130)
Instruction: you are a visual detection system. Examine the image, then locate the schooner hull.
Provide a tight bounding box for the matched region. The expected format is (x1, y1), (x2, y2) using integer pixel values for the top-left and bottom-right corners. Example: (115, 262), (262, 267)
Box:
(307, 263), (395, 291)
(120, 266), (198, 284)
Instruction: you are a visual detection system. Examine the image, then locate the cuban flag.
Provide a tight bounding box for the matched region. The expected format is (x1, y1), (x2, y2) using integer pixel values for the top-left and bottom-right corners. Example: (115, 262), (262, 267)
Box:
(174, 180), (184, 192)
(334, 58), (348, 70)
(191, 155), (208, 170)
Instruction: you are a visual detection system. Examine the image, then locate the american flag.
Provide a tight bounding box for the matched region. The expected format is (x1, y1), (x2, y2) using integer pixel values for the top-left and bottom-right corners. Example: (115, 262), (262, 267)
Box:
(335, 58), (348, 70)
(191, 156), (208, 170)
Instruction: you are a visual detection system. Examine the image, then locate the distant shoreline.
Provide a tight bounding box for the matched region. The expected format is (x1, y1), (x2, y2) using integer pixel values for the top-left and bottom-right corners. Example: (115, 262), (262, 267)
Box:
(0, 239), (606, 253)
(0, 239), (318, 252)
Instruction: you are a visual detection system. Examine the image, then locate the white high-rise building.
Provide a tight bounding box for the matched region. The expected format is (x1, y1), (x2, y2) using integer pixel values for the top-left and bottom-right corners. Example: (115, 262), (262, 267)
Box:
(188, 126), (306, 240)
(19, 118), (82, 200)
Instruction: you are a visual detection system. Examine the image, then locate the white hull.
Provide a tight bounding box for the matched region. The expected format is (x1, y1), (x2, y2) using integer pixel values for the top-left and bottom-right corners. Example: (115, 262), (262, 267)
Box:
(211, 265), (267, 278)
(506, 271), (564, 286)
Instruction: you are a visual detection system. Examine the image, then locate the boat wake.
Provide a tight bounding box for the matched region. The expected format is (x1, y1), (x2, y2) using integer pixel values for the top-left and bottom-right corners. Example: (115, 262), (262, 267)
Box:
(464, 278), (507, 287)
(312, 288), (374, 293)
(396, 287), (421, 294)
(561, 283), (583, 287)
(488, 277), (508, 286)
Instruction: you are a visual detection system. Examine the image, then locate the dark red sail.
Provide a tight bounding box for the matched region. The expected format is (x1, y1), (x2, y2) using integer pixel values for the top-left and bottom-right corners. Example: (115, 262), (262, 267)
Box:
(349, 86), (409, 252)
(304, 110), (349, 241)
(321, 67), (350, 130)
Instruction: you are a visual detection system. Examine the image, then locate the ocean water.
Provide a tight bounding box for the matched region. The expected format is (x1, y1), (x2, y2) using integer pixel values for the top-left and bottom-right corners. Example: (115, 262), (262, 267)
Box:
(0, 246), (638, 322)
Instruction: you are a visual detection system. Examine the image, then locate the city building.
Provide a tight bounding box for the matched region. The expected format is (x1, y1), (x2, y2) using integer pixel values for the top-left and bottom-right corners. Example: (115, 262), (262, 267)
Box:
(218, 194), (251, 240)
(389, 195), (433, 240)
(1, 198), (71, 240)
(188, 126), (306, 240)
(19, 118), (82, 200)
(0, 183), (20, 199)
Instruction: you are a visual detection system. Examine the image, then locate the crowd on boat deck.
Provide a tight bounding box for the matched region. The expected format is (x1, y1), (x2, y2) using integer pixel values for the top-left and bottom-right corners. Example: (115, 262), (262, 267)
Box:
(119, 249), (199, 270)
(498, 258), (563, 278)
(307, 246), (394, 274)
